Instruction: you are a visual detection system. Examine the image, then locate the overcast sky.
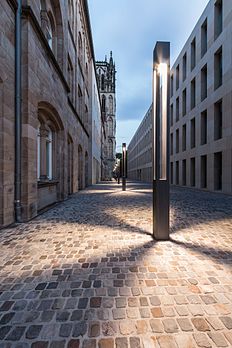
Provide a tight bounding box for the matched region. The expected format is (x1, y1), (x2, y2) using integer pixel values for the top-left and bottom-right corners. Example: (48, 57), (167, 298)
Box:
(88, 0), (209, 152)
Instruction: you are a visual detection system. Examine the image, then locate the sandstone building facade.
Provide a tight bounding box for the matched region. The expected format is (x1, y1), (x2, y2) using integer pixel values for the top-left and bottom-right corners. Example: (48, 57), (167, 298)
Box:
(0, 0), (104, 228)
(96, 53), (116, 180)
(128, 0), (232, 195)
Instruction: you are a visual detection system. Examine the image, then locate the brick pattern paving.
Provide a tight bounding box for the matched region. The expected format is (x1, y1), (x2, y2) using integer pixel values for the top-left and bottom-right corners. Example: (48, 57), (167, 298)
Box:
(0, 181), (232, 348)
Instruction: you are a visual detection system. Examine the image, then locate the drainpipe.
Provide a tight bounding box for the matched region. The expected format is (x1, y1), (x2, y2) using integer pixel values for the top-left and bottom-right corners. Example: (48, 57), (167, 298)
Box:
(15, 0), (22, 222)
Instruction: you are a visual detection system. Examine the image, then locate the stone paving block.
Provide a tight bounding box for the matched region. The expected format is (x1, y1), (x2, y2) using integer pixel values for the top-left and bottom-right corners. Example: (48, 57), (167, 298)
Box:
(67, 339), (80, 348)
(119, 320), (136, 335)
(88, 322), (100, 338)
(82, 339), (97, 348)
(135, 320), (149, 334)
(193, 333), (212, 347)
(150, 319), (164, 333)
(113, 308), (126, 320)
(98, 338), (114, 348)
(208, 332), (229, 347)
(162, 318), (179, 333)
(25, 325), (42, 339)
(206, 316), (224, 330)
(115, 337), (128, 348)
(175, 334), (196, 348)
(157, 335), (178, 348)
(192, 318), (210, 332)
(102, 321), (118, 336)
(219, 316), (232, 329)
(59, 323), (73, 337)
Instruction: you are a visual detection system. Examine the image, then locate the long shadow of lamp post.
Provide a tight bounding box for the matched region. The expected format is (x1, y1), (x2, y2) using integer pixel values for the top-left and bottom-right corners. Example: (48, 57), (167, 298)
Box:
(153, 42), (170, 240)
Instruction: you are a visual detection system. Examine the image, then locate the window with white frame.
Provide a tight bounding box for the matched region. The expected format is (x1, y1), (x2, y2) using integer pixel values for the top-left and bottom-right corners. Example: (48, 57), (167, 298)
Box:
(37, 124), (53, 181)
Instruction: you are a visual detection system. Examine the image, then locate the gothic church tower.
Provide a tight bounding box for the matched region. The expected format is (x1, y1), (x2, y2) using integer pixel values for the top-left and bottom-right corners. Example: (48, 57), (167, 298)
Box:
(96, 52), (116, 180)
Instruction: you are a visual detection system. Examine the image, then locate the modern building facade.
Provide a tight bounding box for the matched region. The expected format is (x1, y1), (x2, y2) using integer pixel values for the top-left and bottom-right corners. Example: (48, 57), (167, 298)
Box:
(127, 106), (152, 182)
(128, 0), (232, 195)
(0, 0), (103, 228)
(96, 53), (116, 180)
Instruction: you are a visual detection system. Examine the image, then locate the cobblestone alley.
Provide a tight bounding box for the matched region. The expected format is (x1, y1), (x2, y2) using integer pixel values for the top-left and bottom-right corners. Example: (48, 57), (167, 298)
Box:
(0, 181), (232, 348)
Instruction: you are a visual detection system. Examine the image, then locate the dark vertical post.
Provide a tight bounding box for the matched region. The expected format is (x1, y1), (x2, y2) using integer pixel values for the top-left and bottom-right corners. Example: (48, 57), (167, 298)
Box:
(122, 143), (126, 191)
(153, 42), (170, 240)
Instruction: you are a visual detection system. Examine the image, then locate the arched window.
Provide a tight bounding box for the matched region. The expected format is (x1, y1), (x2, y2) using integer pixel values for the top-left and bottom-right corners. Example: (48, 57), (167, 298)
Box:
(108, 117), (113, 136)
(108, 139), (113, 158)
(109, 95), (113, 114)
(68, 56), (74, 103)
(47, 12), (55, 52)
(37, 102), (64, 182)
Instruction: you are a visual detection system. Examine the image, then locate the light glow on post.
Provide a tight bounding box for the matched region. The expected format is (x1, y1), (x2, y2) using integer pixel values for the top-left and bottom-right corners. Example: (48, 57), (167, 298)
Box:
(153, 68), (157, 180)
(122, 143), (126, 177)
(159, 63), (168, 180)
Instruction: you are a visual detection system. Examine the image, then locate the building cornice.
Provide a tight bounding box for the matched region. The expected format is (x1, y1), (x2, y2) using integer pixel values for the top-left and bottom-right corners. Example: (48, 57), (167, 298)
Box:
(22, 5), (70, 93)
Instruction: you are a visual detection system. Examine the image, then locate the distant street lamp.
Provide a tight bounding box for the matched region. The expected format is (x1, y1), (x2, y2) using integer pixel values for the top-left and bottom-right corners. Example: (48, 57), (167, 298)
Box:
(152, 42), (170, 240)
(122, 143), (126, 191)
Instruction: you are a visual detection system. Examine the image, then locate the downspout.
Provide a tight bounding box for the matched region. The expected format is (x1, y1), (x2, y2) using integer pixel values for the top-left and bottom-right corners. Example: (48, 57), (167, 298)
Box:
(15, 0), (22, 222)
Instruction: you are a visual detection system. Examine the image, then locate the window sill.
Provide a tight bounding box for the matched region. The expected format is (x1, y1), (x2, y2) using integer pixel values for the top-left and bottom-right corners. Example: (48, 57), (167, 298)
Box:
(38, 180), (59, 188)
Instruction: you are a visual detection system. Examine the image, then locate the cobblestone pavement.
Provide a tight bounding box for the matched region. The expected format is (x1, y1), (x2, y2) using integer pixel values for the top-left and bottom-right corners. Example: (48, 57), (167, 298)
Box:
(0, 181), (232, 348)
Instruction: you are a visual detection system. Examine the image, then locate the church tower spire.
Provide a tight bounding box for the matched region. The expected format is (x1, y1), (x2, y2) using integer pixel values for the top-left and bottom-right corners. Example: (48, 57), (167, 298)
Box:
(96, 52), (117, 180)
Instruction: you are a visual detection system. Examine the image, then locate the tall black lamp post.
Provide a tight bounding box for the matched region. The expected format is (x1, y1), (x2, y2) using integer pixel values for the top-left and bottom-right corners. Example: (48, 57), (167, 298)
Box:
(152, 42), (170, 240)
(122, 143), (126, 191)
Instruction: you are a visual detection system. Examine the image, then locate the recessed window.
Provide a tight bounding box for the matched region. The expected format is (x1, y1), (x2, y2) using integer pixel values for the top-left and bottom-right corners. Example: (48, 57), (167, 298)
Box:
(171, 133), (173, 155)
(214, 46), (222, 90)
(214, 99), (222, 140)
(176, 129), (179, 153)
(214, 0), (223, 40)
(214, 152), (222, 190)
(182, 124), (186, 151)
(170, 104), (173, 126)
(182, 159), (186, 186)
(191, 78), (196, 109)
(68, 56), (74, 103)
(182, 88), (186, 116)
(201, 19), (207, 57)
(191, 38), (196, 71)
(176, 97), (179, 122)
(201, 155), (207, 188)
(191, 117), (196, 148)
(182, 53), (187, 81)
(176, 161), (179, 185)
(201, 110), (207, 145)
(201, 64), (207, 101)
(171, 75), (173, 97)
(176, 65), (179, 90)
(190, 157), (196, 186)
